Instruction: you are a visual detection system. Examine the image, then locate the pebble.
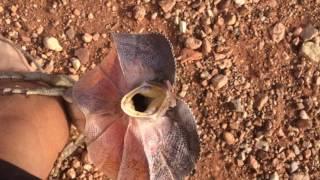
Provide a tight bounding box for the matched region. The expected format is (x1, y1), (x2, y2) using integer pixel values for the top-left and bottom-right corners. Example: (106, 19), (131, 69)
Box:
(290, 173), (310, 180)
(179, 21), (187, 33)
(233, 0), (246, 6)
(292, 144), (300, 155)
(223, 131), (236, 145)
(249, 155), (260, 170)
(300, 41), (320, 62)
(300, 24), (319, 41)
(75, 48), (90, 64)
(83, 164), (93, 171)
(299, 110), (309, 120)
(92, 33), (100, 41)
(225, 13), (237, 26)
(270, 171), (280, 180)
(202, 38), (212, 56)
(255, 94), (269, 111)
(82, 33), (93, 43)
(73, 9), (81, 16)
(71, 58), (81, 71)
(65, 27), (76, 40)
(72, 159), (81, 169)
(185, 37), (202, 50)
(36, 26), (44, 35)
(158, 0), (176, 13)
(180, 48), (203, 63)
(151, 12), (158, 20)
(44, 60), (54, 73)
(290, 161), (299, 173)
(179, 84), (189, 97)
(256, 140), (270, 152)
(133, 5), (146, 21)
(211, 74), (228, 89)
(88, 13), (94, 19)
(43, 37), (63, 52)
(66, 168), (76, 179)
(230, 98), (243, 112)
(272, 22), (286, 43)
(295, 119), (311, 129)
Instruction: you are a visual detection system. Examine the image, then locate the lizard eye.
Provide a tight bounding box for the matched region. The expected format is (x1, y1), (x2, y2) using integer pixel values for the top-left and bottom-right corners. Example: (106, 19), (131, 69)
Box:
(121, 82), (168, 118)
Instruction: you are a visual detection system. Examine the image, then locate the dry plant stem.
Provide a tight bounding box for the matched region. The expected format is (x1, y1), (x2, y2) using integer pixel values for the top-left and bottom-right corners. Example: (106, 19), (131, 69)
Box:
(0, 72), (75, 87)
(1, 87), (67, 96)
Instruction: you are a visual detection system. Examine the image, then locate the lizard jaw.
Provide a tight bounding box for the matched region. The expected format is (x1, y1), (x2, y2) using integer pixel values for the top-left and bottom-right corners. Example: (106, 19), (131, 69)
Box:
(120, 82), (171, 118)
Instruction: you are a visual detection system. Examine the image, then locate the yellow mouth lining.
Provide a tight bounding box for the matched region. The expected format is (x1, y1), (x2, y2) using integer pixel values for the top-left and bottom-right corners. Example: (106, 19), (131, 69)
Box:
(120, 82), (168, 118)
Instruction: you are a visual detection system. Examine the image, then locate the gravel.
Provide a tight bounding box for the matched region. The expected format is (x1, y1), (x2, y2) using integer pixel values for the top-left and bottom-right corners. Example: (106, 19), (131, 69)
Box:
(271, 22), (286, 43)
(82, 33), (93, 43)
(43, 37), (63, 52)
(300, 41), (320, 62)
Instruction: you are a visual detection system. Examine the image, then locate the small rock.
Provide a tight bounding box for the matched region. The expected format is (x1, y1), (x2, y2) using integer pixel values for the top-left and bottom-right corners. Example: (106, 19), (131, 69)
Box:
(225, 13), (237, 26)
(255, 94), (269, 111)
(71, 58), (81, 71)
(73, 9), (81, 16)
(303, 149), (311, 159)
(133, 6), (146, 21)
(82, 33), (93, 43)
(290, 173), (310, 180)
(44, 60), (54, 73)
(272, 22), (286, 43)
(88, 13), (94, 19)
(300, 41), (320, 62)
(270, 171), (280, 180)
(202, 39), (212, 56)
(299, 110), (309, 120)
(293, 27), (303, 36)
(65, 27), (76, 40)
(20, 35), (31, 42)
(180, 48), (203, 63)
(256, 140), (269, 152)
(151, 12), (158, 20)
(83, 164), (93, 171)
(179, 84), (189, 97)
(66, 168), (76, 179)
(10, 5), (18, 14)
(75, 48), (90, 64)
(249, 155), (260, 170)
(295, 118), (311, 130)
(43, 37), (63, 52)
(233, 0), (246, 6)
(92, 33), (100, 41)
(72, 159), (81, 169)
(223, 132), (236, 145)
(290, 161), (299, 173)
(158, 0), (176, 13)
(179, 21), (187, 33)
(300, 24), (319, 41)
(211, 74), (228, 89)
(0, 5), (3, 13)
(230, 98), (243, 112)
(292, 144), (300, 155)
(36, 26), (44, 35)
(185, 37), (202, 50)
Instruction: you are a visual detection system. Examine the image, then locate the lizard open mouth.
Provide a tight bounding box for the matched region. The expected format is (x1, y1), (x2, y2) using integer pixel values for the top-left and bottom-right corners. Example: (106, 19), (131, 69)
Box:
(120, 82), (169, 118)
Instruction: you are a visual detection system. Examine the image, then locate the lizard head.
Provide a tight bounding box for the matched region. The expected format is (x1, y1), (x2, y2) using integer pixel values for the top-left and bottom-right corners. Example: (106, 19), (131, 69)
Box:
(73, 33), (200, 180)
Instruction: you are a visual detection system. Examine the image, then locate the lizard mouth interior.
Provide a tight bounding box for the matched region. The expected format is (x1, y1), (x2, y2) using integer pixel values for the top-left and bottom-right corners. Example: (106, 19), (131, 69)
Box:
(132, 93), (152, 112)
(121, 83), (168, 118)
